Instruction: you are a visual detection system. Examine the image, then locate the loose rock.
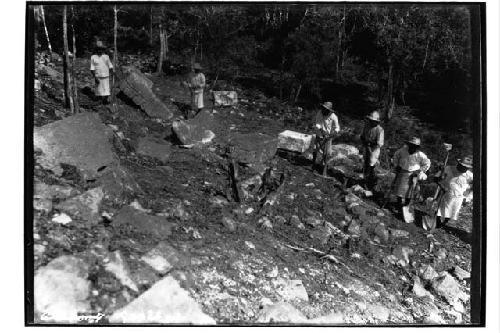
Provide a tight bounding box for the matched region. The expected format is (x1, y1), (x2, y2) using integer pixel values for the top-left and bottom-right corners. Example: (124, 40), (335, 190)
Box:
(256, 302), (308, 323)
(55, 187), (104, 224)
(419, 264), (439, 282)
(141, 242), (190, 274)
(51, 213), (72, 225)
(374, 223), (389, 243)
(34, 112), (116, 178)
(392, 246), (414, 267)
(112, 206), (174, 239)
(34, 255), (91, 323)
(431, 272), (468, 305)
(172, 110), (216, 145)
(108, 276), (215, 324)
(309, 312), (344, 324)
(276, 279), (309, 302)
(229, 132), (278, 165)
(104, 251), (139, 292)
(452, 266), (471, 281)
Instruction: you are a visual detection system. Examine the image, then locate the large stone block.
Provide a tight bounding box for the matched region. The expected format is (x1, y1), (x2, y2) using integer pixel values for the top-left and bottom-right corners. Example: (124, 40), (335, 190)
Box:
(277, 130), (314, 153)
(229, 133), (278, 165)
(213, 91), (238, 106)
(34, 112), (116, 179)
(34, 255), (91, 323)
(119, 66), (174, 120)
(172, 110), (216, 146)
(108, 276), (215, 324)
(55, 187), (104, 224)
(112, 206), (174, 239)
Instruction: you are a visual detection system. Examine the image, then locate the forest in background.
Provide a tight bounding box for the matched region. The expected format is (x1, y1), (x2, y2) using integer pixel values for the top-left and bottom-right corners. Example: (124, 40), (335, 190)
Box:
(33, 3), (474, 131)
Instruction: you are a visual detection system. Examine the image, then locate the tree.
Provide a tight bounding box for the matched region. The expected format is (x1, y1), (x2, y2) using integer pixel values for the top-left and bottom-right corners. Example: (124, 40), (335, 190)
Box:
(71, 6), (79, 112)
(62, 5), (74, 113)
(40, 5), (52, 54)
(113, 5), (118, 68)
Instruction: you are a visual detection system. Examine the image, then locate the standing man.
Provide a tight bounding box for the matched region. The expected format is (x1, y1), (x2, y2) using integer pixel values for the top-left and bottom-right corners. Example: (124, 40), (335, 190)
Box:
(186, 63), (206, 118)
(90, 41), (114, 105)
(434, 155), (473, 228)
(391, 137), (431, 217)
(312, 101), (340, 176)
(360, 110), (384, 190)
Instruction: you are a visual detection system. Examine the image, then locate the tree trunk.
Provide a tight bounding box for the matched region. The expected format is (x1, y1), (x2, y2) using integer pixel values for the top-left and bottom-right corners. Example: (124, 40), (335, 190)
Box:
(62, 6), (74, 112)
(335, 6), (346, 80)
(113, 5), (118, 69)
(157, 26), (164, 74)
(71, 6), (79, 113)
(40, 5), (52, 54)
(386, 60), (394, 118)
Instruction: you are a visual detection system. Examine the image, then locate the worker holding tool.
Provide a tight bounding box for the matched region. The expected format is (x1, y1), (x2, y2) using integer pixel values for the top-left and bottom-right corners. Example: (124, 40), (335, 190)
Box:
(311, 101), (340, 176)
(90, 41), (114, 105)
(434, 155), (473, 228)
(360, 110), (384, 191)
(184, 63), (206, 118)
(391, 137), (431, 219)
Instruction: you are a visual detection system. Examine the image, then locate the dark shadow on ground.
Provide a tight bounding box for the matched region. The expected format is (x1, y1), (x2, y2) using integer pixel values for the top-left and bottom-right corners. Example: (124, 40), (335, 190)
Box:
(442, 225), (472, 244)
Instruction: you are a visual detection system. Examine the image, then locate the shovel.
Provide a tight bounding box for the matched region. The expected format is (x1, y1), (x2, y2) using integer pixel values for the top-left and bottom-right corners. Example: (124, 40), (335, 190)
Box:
(402, 175), (418, 223)
(421, 186), (445, 230)
(420, 143), (452, 230)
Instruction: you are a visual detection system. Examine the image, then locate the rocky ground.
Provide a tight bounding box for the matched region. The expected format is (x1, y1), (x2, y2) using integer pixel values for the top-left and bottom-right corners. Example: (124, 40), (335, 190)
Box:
(31, 53), (473, 325)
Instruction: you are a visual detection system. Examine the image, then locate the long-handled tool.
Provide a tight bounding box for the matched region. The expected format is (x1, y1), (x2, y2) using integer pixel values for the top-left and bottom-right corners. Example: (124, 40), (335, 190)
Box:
(402, 174), (418, 223)
(421, 143), (453, 230)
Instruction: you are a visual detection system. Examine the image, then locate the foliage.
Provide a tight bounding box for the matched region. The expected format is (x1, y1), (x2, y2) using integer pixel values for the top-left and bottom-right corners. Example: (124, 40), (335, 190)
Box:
(33, 3), (476, 132)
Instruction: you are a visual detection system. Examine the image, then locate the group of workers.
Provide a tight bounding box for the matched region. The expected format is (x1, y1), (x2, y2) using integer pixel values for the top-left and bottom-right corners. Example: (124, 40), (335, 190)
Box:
(89, 42), (473, 229)
(312, 101), (473, 229)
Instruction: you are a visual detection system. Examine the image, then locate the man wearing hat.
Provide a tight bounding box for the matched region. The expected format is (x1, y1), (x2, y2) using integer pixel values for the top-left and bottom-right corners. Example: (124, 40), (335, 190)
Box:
(185, 63), (206, 118)
(312, 101), (340, 176)
(434, 155), (473, 228)
(391, 137), (431, 216)
(90, 41), (114, 104)
(360, 110), (384, 190)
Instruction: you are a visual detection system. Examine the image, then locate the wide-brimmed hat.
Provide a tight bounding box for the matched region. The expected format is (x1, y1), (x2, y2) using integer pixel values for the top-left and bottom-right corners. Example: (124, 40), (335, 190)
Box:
(96, 41), (106, 49)
(405, 137), (421, 146)
(366, 111), (381, 122)
(193, 63), (202, 70)
(457, 156), (473, 169)
(321, 101), (334, 112)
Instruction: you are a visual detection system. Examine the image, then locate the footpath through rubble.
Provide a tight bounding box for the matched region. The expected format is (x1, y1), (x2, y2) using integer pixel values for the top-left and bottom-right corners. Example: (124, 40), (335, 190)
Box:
(31, 57), (473, 325)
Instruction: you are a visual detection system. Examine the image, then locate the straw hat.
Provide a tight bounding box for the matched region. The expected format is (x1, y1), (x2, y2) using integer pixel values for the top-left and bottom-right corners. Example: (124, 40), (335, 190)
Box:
(457, 156), (473, 169)
(405, 137), (421, 146)
(366, 111), (381, 122)
(96, 41), (106, 49)
(321, 101), (334, 112)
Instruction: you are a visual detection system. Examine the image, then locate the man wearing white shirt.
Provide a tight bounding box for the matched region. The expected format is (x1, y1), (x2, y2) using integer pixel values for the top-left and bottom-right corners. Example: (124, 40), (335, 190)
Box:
(434, 156), (473, 228)
(312, 101), (340, 176)
(391, 137), (431, 216)
(90, 42), (114, 104)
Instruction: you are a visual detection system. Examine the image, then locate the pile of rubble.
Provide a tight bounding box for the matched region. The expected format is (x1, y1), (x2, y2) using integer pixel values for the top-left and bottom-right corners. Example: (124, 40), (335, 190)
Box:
(31, 63), (472, 325)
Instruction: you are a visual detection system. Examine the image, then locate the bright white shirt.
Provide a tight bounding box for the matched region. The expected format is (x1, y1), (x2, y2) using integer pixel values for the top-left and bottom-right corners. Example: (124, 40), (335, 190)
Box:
(189, 73), (206, 93)
(437, 165), (473, 198)
(314, 110), (340, 135)
(392, 145), (431, 173)
(90, 54), (113, 78)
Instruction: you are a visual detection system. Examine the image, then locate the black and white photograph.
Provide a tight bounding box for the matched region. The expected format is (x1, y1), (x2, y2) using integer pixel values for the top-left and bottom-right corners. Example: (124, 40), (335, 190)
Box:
(22, 0), (493, 327)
